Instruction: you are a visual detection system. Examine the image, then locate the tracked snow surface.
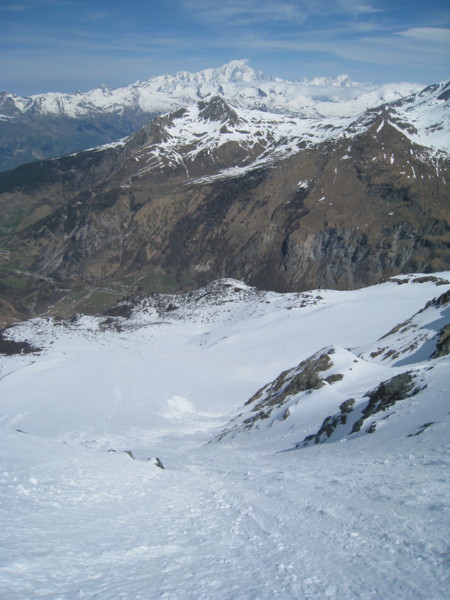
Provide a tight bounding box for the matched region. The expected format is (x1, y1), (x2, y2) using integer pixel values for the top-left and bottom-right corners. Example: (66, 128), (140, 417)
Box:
(0, 274), (450, 599)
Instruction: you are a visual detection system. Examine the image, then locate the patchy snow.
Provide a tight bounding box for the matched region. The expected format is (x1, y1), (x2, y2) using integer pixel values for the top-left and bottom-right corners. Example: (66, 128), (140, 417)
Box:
(126, 77), (449, 185)
(130, 100), (357, 182)
(0, 274), (449, 599)
(297, 179), (311, 189)
(91, 137), (128, 152)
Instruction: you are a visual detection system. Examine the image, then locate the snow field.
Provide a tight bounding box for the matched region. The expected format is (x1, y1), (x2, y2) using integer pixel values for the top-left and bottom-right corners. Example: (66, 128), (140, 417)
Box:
(0, 275), (449, 599)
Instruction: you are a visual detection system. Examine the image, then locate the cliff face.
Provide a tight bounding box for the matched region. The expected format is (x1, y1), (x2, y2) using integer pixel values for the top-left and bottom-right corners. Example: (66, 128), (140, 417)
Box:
(0, 90), (448, 318)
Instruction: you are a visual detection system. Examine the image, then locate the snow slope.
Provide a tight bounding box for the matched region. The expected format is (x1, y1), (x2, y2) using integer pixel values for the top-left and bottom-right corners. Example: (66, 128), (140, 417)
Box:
(388, 80), (450, 155)
(213, 283), (450, 452)
(0, 275), (449, 599)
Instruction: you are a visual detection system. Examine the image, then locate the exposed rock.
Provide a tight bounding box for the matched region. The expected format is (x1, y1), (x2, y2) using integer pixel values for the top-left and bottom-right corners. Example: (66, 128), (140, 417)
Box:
(407, 422), (435, 437)
(431, 324), (450, 358)
(0, 330), (40, 355)
(108, 448), (164, 468)
(339, 398), (356, 413)
(103, 303), (134, 319)
(247, 351), (333, 413)
(358, 288), (450, 365)
(423, 289), (450, 309)
(300, 399), (356, 446)
(325, 373), (344, 384)
(351, 372), (421, 434)
(214, 348), (336, 440)
(298, 371), (425, 447)
(148, 457), (165, 469)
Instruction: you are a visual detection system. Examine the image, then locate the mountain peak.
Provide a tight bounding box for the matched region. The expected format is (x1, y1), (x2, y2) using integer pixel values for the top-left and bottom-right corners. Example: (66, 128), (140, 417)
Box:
(197, 96), (239, 123)
(174, 60), (266, 85)
(211, 59), (266, 83)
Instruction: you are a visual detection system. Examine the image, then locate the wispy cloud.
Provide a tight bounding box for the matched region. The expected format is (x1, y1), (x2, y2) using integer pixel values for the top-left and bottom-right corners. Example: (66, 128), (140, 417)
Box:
(396, 27), (450, 44)
(2, 17), (448, 73)
(0, 4), (29, 11)
(335, 0), (381, 15)
(0, 0), (81, 8)
(182, 0), (382, 25)
(182, 0), (309, 25)
(215, 29), (449, 70)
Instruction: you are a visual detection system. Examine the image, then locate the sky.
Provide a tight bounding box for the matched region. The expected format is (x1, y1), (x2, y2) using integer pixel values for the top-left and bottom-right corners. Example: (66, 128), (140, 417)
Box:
(0, 0), (449, 96)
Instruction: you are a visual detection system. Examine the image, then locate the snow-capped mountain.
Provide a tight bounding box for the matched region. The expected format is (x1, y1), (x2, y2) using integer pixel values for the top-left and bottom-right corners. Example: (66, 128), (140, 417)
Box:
(1, 274), (449, 599)
(1, 60), (423, 120)
(387, 80), (450, 153)
(122, 96), (357, 183)
(0, 60), (425, 172)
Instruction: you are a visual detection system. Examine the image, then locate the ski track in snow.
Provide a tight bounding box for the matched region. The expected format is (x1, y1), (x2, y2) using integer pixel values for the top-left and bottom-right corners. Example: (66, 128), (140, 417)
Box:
(1, 437), (449, 600)
(0, 276), (449, 599)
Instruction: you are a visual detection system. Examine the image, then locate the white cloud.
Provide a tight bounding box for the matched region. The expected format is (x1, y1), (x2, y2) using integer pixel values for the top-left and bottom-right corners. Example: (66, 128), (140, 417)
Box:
(396, 27), (450, 45)
(335, 0), (381, 14)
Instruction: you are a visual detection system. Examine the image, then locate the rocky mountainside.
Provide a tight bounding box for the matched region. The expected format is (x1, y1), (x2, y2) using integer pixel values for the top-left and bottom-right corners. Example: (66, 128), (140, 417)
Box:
(0, 60), (423, 172)
(0, 79), (448, 323)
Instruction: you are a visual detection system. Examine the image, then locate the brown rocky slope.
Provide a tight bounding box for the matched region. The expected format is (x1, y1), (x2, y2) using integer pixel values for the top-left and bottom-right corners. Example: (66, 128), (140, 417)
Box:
(0, 89), (448, 319)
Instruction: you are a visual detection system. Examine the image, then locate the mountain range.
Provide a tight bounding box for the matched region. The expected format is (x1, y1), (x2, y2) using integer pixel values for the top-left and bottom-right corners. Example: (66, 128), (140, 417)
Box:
(0, 68), (448, 324)
(0, 60), (424, 172)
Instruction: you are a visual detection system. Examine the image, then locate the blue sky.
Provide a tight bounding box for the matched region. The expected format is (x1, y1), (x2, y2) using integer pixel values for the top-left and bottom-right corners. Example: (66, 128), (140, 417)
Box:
(1, 0), (449, 95)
